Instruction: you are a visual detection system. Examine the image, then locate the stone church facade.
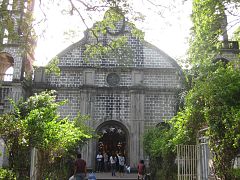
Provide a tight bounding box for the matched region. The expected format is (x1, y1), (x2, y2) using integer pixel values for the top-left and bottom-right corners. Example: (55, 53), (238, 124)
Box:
(33, 19), (185, 169)
(1, 1), (239, 170)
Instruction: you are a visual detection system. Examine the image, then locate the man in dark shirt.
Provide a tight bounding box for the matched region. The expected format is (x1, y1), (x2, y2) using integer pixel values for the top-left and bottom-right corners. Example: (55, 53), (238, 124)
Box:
(137, 160), (145, 180)
(74, 153), (87, 180)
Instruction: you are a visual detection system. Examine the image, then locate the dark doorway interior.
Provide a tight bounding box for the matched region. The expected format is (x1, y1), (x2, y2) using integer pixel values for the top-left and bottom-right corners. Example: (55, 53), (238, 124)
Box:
(97, 126), (126, 156)
(96, 124), (128, 172)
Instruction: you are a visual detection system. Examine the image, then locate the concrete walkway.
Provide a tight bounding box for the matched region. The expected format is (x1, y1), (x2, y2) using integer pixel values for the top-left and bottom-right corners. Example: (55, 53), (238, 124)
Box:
(94, 172), (138, 180)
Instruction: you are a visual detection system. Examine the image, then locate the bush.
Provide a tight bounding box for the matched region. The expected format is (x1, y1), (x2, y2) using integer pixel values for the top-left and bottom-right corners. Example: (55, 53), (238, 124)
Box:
(230, 168), (240, 179)
(0, 168), (16, 180)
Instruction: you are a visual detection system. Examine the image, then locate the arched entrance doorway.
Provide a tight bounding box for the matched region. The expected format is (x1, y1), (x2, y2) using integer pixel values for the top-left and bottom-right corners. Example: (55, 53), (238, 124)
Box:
(96, 121), (129, 170)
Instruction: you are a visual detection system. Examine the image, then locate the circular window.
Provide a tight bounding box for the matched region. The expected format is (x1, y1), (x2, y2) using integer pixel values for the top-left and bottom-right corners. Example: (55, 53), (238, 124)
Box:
(106, 73), (120, 86)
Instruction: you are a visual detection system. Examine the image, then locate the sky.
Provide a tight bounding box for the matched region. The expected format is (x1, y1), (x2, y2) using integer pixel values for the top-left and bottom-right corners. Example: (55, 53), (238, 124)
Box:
(33, 0), (193, 66)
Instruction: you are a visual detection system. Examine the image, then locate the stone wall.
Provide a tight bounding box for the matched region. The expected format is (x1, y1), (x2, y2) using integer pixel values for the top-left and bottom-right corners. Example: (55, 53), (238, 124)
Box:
(1, 46), (23, 80)
(34, 19), (185, 169)
(0, 45), (30, 167)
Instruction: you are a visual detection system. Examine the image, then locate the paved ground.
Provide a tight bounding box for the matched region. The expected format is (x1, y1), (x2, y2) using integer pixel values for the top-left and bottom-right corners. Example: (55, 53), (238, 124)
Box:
(94, 172), (138, 179)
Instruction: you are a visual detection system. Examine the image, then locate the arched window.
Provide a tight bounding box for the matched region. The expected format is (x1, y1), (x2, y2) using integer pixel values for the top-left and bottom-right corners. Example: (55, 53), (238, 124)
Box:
(213, 57), (229, 65)
(4, 67), (13, 81)
(7, 0), (13, 11)
(3, 29), (9, 44)
(0, 52), (14, 81)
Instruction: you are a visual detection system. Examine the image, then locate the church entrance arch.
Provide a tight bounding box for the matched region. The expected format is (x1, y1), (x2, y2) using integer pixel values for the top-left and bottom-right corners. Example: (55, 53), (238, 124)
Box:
(96, 121), (129, 167)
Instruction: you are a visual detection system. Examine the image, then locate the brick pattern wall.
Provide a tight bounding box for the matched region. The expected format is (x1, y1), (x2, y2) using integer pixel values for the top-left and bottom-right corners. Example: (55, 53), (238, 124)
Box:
(93, 93), (130, 121)
(47, 70), (83, 87)
(58, 40), (170, 69)
(57, 22), (173, 69)
(94, 70), (132, 87)
(57, 91), (82, 118)
(58, 45), (87, 67)
(144, 70), (181, 88)
(144, 93), (176, 125)
(142, 46), (173, 68)
(46, 69), (181, 88)
(43, 21), (184, 129)
(2, 47), (23, 80)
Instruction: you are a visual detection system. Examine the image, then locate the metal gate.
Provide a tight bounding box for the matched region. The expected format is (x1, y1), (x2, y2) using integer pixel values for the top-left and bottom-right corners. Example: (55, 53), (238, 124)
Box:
(177, 137), (215, 180)
(177, 145), (198, 180)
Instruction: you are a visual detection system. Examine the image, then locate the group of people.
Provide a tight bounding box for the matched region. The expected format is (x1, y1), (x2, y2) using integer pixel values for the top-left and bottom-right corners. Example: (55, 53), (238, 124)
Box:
(96, 151), (126, 177)
(71, 152), (148, 180)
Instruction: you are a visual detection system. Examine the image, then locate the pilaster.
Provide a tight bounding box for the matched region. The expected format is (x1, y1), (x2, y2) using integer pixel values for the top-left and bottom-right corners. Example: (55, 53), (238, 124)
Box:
(129, 90), (145, 167)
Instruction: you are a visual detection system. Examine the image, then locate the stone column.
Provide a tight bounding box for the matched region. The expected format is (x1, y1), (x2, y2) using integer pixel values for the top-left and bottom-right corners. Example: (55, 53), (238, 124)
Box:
(11, 85), (23, 101)
(80, 90), (95, 169)
(0, 139), (4, 167)
(129, 90), (145, 168)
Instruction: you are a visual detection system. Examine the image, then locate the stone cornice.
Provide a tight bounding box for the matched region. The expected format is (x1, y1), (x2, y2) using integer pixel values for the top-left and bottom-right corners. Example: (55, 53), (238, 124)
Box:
(58, 65), (177, 72)
(32, 82), (182, 93)
(0, 80), (31, 89)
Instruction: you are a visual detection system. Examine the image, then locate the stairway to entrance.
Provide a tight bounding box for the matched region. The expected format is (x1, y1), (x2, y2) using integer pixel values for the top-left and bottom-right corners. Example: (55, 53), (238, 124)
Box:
(94, 172), (138, 180)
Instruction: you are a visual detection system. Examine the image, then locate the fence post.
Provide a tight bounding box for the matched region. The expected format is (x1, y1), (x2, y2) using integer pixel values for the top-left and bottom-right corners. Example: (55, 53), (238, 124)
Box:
(30, 147), (38, 180)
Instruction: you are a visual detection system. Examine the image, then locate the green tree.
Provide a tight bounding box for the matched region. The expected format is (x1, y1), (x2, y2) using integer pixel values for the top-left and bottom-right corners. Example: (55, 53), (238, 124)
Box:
(189, 0), (240, 66)
(143, 0), (240, 179)
(172, 62), (240, 179)
(171, 0), (240, 179)
(143, 123), (177, 180)
(0, 90), (92, 179)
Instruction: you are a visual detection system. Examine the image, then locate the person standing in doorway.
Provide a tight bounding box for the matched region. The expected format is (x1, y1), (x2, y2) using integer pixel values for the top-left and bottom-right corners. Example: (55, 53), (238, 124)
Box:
(74, 153), (87, 180)
(137, 160), (146, 180)
(103, 151), (109, 172)
(96, 152), (103, 172)
(110, 152), (117, 176)
(118, 152), (125, 177)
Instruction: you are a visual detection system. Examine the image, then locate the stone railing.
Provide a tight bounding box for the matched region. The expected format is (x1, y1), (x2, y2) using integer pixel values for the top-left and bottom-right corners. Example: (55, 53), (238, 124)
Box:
(0, 87), (12, 114)
(222, 41), (239, 52)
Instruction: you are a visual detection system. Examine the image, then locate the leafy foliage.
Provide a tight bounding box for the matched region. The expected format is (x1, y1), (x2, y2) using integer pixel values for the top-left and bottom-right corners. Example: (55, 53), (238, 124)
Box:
(143, 1), (240, 179)
(232, 26), (240, 43)
(143, 123), (177, 180)
(0, 168), (16, 180)
(0, 90), (93, 179)
(0, 0), (36, 54)
(179, 62), (240, 179)
(82, 7), (145, 63)
(45, 56), (61, 76)
(144, 62), (240, 179)
(176, 1), (240, 179)
(189, 0), (225, 66)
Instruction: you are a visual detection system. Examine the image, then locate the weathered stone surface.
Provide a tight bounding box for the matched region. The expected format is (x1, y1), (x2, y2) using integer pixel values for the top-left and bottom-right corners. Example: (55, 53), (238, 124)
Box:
(32, 21), (185, 169)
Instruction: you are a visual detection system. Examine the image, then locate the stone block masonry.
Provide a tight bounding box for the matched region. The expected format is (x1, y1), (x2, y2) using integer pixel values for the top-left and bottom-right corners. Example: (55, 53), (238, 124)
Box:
(33, 18), (185, 169)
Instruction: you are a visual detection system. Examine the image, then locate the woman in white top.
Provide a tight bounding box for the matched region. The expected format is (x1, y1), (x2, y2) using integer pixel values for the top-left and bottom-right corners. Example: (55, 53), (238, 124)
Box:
(96, 152), (103, 172)
(110, 153), (117, 176)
